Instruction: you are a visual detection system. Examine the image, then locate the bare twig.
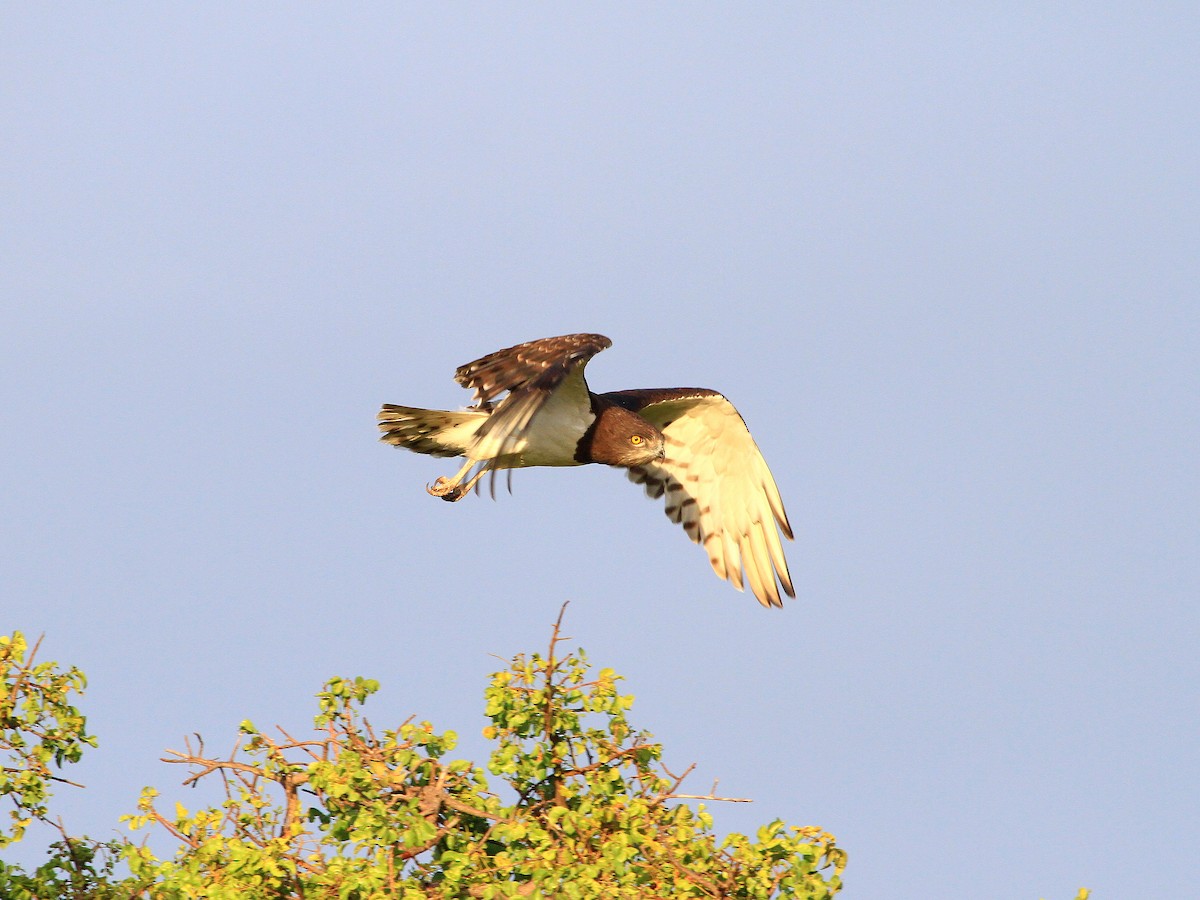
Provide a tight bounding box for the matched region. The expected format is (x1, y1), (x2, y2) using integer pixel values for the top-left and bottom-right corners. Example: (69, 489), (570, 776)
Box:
(656, 766), (752, 804)
(669, 793), (752, 803)
(548, 602), (571, 664)
(0, 766), (87, 789)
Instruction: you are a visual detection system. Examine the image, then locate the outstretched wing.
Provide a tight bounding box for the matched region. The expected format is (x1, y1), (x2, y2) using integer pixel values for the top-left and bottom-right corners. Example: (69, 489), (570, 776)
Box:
(605, 388), (795, 608)
(454, 333), (612, 463)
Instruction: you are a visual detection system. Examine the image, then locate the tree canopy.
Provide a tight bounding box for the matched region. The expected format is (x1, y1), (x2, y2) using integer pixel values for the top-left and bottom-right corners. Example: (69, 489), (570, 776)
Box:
(1, 615), (848, 899)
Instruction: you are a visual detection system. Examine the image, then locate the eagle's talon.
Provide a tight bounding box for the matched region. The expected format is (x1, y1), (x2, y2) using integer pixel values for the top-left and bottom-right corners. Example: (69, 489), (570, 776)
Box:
(427, 477), (467, 501)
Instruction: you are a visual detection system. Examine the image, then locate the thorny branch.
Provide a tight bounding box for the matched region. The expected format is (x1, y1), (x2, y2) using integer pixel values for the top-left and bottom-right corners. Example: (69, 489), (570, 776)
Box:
(161, 725), (506, 845)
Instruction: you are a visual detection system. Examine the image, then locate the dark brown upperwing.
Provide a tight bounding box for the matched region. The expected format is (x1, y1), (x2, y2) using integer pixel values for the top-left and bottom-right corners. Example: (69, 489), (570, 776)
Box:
(455, 333), (612, 408)
(601, 388), (725, 423)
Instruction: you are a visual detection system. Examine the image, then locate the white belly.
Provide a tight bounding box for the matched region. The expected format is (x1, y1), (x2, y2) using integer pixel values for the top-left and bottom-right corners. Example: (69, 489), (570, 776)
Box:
(504, 387), (593, 467)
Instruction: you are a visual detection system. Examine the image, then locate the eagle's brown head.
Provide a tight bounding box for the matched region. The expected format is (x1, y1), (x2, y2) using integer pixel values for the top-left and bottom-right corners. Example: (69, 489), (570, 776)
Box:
(577, 402), (666, 468)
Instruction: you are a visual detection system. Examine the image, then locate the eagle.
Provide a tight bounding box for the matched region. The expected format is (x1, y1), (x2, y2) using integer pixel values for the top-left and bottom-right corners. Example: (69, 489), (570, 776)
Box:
(378, 333), (794, 607)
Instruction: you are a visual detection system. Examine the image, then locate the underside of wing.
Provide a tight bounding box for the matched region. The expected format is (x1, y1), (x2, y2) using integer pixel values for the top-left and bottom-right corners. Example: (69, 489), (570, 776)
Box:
(609, 388), (795, 608)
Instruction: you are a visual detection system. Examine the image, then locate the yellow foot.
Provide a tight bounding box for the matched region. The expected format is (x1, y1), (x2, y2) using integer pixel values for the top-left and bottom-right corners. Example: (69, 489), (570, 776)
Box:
(427, 477), (468, 502)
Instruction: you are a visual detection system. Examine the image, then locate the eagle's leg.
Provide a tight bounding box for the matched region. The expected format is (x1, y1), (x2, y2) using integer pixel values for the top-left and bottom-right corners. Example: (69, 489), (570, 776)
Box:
(427, 459), (487, 502)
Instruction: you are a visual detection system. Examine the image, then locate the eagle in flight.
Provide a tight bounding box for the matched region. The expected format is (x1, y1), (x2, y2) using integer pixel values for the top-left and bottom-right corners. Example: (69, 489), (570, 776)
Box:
(378, 333), (794, 607)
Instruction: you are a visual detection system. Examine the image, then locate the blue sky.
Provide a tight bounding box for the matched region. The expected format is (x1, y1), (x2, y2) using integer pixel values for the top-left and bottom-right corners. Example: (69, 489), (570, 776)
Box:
(3, 6), (1197, 898)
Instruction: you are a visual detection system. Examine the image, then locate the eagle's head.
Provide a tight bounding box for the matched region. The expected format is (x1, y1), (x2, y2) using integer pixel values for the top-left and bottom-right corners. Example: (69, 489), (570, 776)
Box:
(579, 403), (666, 468)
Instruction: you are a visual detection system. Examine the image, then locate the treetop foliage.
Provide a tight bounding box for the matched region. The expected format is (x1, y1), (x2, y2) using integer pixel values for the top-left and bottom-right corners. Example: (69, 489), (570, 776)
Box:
(1, 616), (847, 898)
(0, 616), (1092, 899)
(0, 632), (95, 849)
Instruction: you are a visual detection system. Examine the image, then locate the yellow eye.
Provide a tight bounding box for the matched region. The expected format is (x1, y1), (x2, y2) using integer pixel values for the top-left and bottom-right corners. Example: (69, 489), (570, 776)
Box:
(630, 435), (643, 445)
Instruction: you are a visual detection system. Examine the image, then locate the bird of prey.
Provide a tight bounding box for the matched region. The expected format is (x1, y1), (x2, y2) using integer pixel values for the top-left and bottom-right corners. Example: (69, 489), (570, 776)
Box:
(378, 333), (794, 607)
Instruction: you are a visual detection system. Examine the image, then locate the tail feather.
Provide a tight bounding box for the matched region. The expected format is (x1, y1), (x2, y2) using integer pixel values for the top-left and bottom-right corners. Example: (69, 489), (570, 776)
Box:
(377, 404), (485, 458)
